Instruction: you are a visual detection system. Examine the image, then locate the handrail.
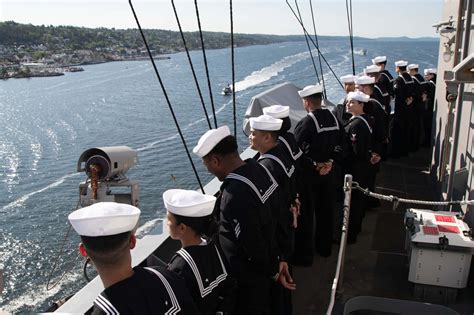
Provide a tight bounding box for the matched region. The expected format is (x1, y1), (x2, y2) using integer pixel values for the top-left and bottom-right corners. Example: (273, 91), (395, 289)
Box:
(327, 174), (352, 315)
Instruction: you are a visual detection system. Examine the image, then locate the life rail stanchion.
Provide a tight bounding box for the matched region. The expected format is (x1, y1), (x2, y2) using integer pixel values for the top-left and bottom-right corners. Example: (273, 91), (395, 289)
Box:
(327, 174), (352, 315)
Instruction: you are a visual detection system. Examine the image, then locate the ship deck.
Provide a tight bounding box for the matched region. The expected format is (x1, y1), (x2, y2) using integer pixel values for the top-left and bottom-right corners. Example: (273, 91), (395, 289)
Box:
(292, 147), (474, 315)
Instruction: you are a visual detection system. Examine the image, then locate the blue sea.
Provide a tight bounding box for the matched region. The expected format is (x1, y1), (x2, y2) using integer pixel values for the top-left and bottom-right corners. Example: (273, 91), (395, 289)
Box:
(0, 39), (438, 312)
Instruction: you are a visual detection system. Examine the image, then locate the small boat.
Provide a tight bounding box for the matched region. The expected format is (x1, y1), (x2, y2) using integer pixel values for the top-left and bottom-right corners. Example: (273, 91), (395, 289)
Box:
(354, 48), (367, 56)
(221, 84), (233, 96)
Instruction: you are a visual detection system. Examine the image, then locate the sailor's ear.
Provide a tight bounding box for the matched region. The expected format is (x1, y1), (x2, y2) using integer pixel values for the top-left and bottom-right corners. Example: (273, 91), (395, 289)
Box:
(130, 234), (137, 249)
(79, 243), (88, 257)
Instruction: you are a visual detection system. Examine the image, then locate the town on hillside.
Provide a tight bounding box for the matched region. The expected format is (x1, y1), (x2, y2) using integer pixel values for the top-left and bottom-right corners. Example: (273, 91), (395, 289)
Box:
(0, 21), (297, 80)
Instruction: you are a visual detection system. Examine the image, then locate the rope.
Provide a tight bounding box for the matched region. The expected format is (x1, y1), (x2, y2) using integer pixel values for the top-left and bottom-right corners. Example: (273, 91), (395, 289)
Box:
(285, 0), (343, 88)
(345, 0), (355, 75)
(170, 0), (212, 130)
(129, 0), (205, 193)
(294, 0), (320, 84)
(194, 0), (218, 128)
(230, 0), (237, 138)
(308, 0), (326, 96)
(46, 199), (81, 290)
(351, 181), (474, 207)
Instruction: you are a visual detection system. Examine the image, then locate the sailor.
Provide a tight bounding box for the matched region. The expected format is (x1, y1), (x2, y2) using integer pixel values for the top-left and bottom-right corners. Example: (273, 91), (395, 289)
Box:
(262, 104), (303, 229)
(165, 189), (236, 315)
(333, 74), (356, 127)
(355, 75), (385, 208)
(391, 60), (415, 158)
(407, 64), (425, 152)
(294, 84), (344, 259)
(193, 126), (294, 315)
(372, 56), (394, 99)
(365, 64), (390, 115)
(423, 68), (437, 146)
(249, 114), (296, 315)
(68, 202), (198, 314)
(343, 91), (379, 243)
(355, 75), (388, 159)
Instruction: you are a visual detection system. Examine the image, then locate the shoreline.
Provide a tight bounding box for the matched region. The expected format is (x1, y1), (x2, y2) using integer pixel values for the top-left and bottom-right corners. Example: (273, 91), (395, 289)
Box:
(0, 55), (171, 80)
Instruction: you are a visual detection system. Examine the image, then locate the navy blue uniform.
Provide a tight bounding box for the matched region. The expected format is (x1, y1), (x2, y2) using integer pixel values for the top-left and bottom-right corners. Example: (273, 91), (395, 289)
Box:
(215, 158), (280, 314)
(91, 266), (198, 315)
(343, 115), (373, 243)
(294, 108), (343, 259)
(168, 243), (235, 315)
(391, 72), (415, 157)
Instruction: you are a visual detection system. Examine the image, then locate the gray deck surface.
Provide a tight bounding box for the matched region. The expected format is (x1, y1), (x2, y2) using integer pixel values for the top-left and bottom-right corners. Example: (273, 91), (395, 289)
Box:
(292, 147), (474, 315)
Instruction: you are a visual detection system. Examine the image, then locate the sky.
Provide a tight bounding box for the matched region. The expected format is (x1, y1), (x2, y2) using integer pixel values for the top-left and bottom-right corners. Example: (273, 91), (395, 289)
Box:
(0, 0), (443, 38)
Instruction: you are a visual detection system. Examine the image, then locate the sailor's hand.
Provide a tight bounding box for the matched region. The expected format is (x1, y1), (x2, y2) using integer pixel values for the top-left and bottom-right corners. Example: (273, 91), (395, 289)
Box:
(278, 262), (296, 290)
(422, 92), (427, 102)
(319, 160), (333, 175)
(406, 97), (414, 105)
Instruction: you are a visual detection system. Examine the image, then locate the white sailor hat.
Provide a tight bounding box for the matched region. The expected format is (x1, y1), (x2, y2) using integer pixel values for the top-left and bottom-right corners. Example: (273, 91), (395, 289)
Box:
(424, 68), (437, 75)
(347, 91), (370, 103)
(163, 189), (216, 217)
(395, 60), (408, 67)
(249, 114), (283, 131)
(68, 202), (140, 237)
(372, 56), (387, 64)
(193, 125), (231, 158)
(364, 65), (381, 74)
(407, 64), (419, 70)
(341, 74), (356, 84)
(262, 105), (290, 119)
(354, 75), (375, 85)
(298, 84), (323, 98)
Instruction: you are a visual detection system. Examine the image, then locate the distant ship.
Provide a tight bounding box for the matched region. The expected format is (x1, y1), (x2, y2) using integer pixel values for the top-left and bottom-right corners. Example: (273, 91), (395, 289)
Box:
(221, 83), (233, 96)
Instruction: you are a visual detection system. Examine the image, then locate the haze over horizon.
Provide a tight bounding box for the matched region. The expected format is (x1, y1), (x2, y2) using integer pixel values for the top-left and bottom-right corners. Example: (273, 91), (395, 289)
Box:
(1, 0), (442, 39)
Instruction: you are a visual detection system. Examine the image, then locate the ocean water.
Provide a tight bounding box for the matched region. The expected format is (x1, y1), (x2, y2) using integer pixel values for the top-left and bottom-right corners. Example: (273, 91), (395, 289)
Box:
(0, 39), (438, 312)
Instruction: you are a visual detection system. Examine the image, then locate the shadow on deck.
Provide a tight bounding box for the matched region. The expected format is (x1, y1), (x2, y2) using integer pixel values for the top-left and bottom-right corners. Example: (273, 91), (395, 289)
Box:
(292, 147), (474, 315)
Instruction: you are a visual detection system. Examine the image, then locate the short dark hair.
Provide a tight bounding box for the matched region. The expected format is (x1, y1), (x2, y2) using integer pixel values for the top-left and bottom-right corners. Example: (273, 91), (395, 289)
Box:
(173, 213), (214, 237)
(208, 135), (238, 157)
(305, 93), (322, 105)
(378, 61), (387, 66)
(81, 231), (131, 267)
(265, 130), (280, 142)
(279, 117), (291, 134)
(399, 66), (407, 72)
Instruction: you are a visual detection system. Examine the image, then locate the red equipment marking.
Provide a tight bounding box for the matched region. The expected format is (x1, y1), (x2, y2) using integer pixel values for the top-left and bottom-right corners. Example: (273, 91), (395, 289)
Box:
(435, 215), (456, 223)
(437, 225), (460, 234)
(422, 226), (439, 235)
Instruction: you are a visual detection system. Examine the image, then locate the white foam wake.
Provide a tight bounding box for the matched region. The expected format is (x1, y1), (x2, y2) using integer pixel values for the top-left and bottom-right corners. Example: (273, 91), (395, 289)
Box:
(234, 50), (312, 92)
(1, 173), (80, 212)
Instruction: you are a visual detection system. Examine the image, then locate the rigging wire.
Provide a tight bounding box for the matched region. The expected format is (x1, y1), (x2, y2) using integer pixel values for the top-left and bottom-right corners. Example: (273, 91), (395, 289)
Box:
(194, 0), (218, 128)
(46, 199), (81, 290)
(129, 0), (205, 193)
(308, 0), (327, 96)
(294, 0), (321, 85)
(230, 0), (237, 138)
(345, 0), (356, 75)
(285, 0), (343, 88)
(171, 0), (212, 130)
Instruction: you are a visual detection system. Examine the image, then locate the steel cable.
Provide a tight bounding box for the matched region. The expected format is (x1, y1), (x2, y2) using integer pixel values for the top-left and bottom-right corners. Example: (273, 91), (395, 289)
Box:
(194, 0), (218, 128)
(129, 0), (205, 193)
(285, 0), (343, 88)
(171, 0), (212, 130)
(308, 0), (327, 96)
(345, 0), (356, 75)
(230, 0), (237, 138)
(294, 0), (321, 84)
